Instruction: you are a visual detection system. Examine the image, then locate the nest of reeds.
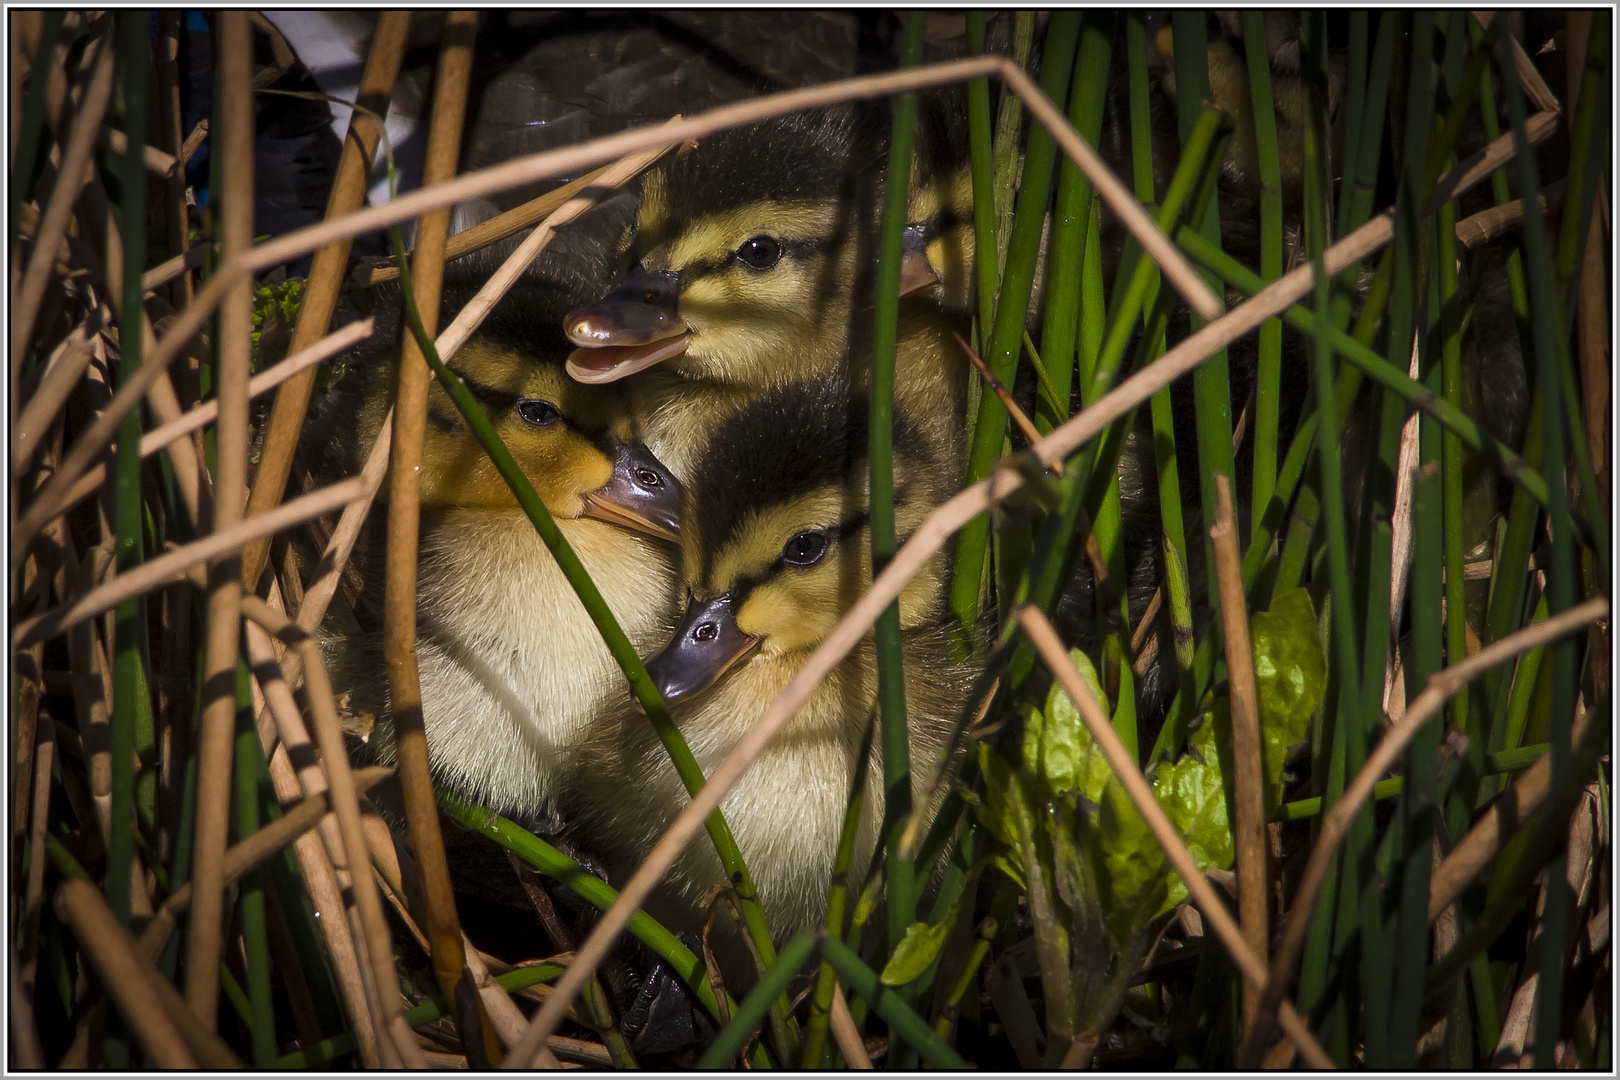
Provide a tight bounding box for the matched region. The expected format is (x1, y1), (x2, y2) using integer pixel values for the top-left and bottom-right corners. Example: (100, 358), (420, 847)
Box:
(9, 10), (1611, 1070)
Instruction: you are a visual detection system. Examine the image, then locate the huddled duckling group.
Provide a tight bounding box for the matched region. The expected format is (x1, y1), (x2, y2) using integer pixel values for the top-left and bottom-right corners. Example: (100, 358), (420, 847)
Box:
(310, 96), (986, 969)
(306, 13), (1522, 1005)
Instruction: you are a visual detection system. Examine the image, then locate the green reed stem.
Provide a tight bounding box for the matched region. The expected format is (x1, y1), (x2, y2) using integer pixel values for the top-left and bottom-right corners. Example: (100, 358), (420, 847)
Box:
(965, 12), (997, 340)
(386, 235), (787, 1043)
(1171, 11), (1235, 615)
(1437, 198), (1470, 744)
(933, 916), (996, 1040)
(1035, 13), (1114, 435)
(1275, 743), (1553, 821)
(435, 791), (741, 1031)
(1242, 10), (1286, 543)
(1297, 15), (1359, 1053)
(872, 27), (925, 1058)
(234, 686), (276, 1067)
(947, 11), (1081, 639)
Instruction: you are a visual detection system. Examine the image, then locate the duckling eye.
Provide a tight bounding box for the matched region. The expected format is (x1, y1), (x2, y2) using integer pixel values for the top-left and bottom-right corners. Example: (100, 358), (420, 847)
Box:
(634, 467), (663, 488)
(735, 235), (782, 271)
(516, 400), (562, 426)
(781, 530), (828, 567)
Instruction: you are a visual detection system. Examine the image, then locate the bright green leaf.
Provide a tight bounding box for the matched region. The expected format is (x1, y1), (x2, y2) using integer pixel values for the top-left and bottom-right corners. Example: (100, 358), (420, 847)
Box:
(881, 917), (956, 986)
(1250, 588), (1327, 805)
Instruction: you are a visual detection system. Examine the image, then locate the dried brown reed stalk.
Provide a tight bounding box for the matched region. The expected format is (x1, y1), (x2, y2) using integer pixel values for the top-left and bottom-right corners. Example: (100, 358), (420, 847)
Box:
(1211, 475), (1267, 1038)
(13, 309), (105, 475)
(378, 12), (497, 1066)
(831, 983), (874, 1069)
(183, 11), (254, 1026)
(1246, 596), (1609, 1063)
(503, 107), (1551, 1065)
(236, 10), (412, 593)
(221, 57), (1209, 311)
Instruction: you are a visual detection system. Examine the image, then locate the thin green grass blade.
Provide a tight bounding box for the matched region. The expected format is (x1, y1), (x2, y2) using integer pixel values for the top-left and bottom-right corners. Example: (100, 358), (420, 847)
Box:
(871, 22), (925, 1063)
(1388, 460), (1444, 1066)
(802, 717), (876, 1068)
(1296, 13), (1360, 1056)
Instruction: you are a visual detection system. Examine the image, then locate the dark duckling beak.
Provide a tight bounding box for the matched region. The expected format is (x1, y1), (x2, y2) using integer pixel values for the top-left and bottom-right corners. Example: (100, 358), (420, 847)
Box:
(898, 222), (941, 296)
(581, 444), (683, 541)
(643, 593), (760, 705)
(565, 267), (691, 384)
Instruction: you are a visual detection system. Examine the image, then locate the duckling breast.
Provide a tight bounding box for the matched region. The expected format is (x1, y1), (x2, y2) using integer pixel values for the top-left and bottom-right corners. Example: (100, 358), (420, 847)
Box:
(366, 508), (680, 820)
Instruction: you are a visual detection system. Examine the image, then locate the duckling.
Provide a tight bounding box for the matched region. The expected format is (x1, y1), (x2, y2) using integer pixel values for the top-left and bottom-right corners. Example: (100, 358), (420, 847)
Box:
(570, 377), (975, 968)
(563, 101), (972, 387)
(557, 102), (976, 485)
(309, 275), (684, 826)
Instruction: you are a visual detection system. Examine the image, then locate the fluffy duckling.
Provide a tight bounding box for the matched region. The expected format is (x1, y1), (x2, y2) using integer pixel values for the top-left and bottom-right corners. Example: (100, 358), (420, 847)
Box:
(557, 103), (975, 485)
(571, 378), (975, 965)
(312, 277), (684, 826)
(563, 102), (972, 388)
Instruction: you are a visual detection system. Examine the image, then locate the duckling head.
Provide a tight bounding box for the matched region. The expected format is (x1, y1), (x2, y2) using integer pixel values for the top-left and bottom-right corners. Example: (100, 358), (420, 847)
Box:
(418, 331), (683, 540)
(643, 379), (945, 703)
(565, 107), (885, 387)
